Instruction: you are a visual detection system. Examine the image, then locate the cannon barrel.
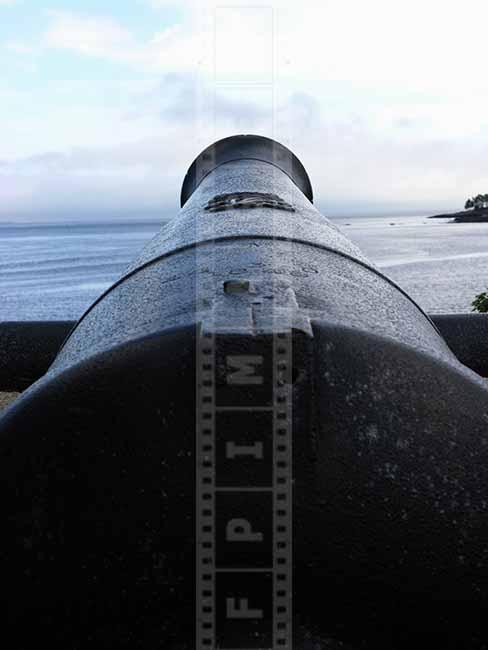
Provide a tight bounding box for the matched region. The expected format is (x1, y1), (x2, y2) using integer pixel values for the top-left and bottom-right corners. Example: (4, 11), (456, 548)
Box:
(1, 135), (488, 650)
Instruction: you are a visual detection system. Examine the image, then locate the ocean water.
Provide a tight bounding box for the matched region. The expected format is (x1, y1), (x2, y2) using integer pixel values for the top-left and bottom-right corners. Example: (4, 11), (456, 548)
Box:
(0, 221), (161, 321)
(335, 214), (488, 314)
(0, 214), (486, 321)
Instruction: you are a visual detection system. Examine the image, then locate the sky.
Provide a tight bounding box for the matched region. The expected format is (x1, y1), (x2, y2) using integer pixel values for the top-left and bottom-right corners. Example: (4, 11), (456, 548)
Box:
(1, 0), (488, 220)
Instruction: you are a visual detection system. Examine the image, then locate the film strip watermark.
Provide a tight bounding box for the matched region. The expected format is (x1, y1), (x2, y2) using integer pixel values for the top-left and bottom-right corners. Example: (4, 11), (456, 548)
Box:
(195, 5), (293, 649)
(197, 327), (293, 649)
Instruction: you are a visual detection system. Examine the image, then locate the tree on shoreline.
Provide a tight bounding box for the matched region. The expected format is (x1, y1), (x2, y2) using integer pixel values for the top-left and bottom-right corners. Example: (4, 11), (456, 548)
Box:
(465, 194), (488, 210)
(472, 290), (488, 312)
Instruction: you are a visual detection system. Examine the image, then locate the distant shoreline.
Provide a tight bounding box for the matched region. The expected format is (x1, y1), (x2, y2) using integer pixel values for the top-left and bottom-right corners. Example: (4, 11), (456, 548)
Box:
(429, 209), (488, 223)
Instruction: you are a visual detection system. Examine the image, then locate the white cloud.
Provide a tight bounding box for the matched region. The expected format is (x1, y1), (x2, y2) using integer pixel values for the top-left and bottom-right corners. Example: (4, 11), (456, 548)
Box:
(4, 0), (488, 219)
(0, 84), (168, 159)
(43, 10), (135, 59)
(281, 0), (488, 90)
(41, 9), (201, 73)
(40, 1), (488, 92)
(0, 0), (18, 6)
(1, 85), (486, 221)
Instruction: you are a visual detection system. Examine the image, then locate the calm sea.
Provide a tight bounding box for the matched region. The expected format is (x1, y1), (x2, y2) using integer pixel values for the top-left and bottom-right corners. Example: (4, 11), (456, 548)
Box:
(0, 215), (486, 320)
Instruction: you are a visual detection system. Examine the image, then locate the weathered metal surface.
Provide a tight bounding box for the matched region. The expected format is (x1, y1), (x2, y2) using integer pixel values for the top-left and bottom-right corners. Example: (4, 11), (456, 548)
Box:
(48, 144), (461, 378)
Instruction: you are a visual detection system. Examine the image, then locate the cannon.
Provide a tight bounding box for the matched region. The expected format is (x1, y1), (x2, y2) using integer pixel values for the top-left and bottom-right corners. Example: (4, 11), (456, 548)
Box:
(1, 135), (488, 649)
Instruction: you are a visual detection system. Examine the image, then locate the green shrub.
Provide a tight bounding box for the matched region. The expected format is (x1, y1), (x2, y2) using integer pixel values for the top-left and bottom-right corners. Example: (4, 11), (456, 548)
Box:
(472, 290), (488, 313)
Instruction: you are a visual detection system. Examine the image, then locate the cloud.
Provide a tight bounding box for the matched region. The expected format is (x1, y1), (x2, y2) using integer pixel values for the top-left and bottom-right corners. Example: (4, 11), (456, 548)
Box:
(37, 1), (488, 93)
(41, 9), (201, 73)
(43, 10), (135, 59)
(0, 134), (189, 221)
(40, 7), (277, 81)
(2, 84), (486, 221)
(0, 0), (18, 6)
(124, 72), (276, 132)
(0, 72), (283, 221)
(4, 1), (488, 220)
(36, 0), (488, 100)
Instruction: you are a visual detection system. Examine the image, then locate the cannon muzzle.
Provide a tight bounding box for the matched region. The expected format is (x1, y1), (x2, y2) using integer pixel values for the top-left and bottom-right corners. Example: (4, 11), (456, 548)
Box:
(1, 135), (488, 649)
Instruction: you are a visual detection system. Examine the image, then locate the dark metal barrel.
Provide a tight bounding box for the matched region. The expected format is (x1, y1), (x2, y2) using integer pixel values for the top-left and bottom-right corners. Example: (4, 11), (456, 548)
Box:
(0, 321), (74, 391)
(1, 135), (488, 650)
